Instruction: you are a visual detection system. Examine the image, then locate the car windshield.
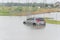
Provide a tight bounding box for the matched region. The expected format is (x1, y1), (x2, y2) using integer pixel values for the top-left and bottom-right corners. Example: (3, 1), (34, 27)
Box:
(27, 18), (34, 20)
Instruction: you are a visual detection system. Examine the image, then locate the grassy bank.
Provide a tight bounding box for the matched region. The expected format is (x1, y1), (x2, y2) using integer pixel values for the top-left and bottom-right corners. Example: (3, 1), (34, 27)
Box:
(0, 6), (60, 16)
(45, 18), (60, 24)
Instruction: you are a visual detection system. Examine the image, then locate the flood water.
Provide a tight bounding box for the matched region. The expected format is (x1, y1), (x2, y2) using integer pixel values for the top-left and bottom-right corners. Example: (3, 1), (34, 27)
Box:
(0, 12), (60, 40)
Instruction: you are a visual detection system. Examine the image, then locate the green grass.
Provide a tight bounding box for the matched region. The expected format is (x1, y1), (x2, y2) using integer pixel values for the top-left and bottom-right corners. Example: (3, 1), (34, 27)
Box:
(45, 18), (60, 24)
(0, 6), (60, 16)
(0, 6), (39, 16)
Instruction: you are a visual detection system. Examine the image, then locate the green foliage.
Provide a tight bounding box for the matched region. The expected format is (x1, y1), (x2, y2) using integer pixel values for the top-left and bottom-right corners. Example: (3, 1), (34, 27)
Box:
(45, 4), (48, 7)
(45, 18), (60, 24)
(50, 4), (54, 8)
(15, 7), (23, 11)
(32, 7), (38, 11)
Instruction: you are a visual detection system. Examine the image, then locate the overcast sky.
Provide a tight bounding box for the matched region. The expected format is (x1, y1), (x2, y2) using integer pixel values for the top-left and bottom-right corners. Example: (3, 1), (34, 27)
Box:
(0, 0), (60, 3)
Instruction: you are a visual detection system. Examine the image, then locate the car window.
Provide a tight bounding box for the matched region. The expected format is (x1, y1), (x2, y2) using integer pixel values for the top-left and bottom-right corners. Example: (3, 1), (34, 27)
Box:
(36, 18), (44, 21)
(27, 18), (34, 20)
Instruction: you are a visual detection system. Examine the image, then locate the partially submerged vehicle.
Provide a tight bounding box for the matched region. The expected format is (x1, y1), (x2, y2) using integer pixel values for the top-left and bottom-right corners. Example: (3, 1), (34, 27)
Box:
(23, 17), (46, 26)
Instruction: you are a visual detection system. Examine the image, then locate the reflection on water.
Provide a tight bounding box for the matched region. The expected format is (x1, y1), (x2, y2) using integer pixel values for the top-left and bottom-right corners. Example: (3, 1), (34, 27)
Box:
(33, 26), (46, 29)
(24, 24), (46, 29)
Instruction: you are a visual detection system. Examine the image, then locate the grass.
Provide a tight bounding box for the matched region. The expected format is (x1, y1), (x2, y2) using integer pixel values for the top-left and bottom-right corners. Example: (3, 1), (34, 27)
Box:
(0, 6), (60, 16)
(45, 18), (60, 24)
(0, 6), (39, 16)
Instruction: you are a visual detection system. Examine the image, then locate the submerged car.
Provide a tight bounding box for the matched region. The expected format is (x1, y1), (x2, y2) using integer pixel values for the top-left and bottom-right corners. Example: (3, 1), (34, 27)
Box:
(23, 17), (46, 26)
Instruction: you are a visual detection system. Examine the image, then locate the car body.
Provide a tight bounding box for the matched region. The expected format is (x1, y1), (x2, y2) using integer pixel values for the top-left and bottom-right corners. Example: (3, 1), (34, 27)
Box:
(23, 17), (46, 26)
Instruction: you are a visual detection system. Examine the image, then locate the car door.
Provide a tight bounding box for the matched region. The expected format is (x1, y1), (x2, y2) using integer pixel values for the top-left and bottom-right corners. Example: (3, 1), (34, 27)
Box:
(27, 18), (34, 24)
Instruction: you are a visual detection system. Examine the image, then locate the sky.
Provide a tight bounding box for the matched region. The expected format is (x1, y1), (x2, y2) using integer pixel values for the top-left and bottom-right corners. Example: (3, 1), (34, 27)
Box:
(0, 0), (60, 3)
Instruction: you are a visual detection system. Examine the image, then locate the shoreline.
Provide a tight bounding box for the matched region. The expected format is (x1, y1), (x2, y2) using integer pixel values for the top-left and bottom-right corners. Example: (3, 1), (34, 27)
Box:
(13, 8), (60, 16)
(0, 8), (60, 16)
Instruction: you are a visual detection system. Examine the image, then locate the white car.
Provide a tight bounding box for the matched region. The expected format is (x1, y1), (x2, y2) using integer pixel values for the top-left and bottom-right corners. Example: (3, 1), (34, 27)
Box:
(23, 17), (46, 26)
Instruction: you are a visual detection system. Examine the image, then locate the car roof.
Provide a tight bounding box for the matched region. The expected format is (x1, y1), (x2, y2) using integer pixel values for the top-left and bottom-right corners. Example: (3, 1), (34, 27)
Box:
(27, 17), (44, 19)
(28, 17), (44, 18)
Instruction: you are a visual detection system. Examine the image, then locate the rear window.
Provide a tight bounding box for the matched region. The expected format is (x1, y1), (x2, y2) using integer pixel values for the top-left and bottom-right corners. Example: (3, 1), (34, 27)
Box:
(36, 18), (44, 21)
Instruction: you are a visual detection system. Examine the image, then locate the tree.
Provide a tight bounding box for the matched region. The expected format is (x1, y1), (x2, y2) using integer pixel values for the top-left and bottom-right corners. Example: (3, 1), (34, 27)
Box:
(45, 4), (48, 7)
(50, 4), (54, 8)
(32, 2), (36, 7)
